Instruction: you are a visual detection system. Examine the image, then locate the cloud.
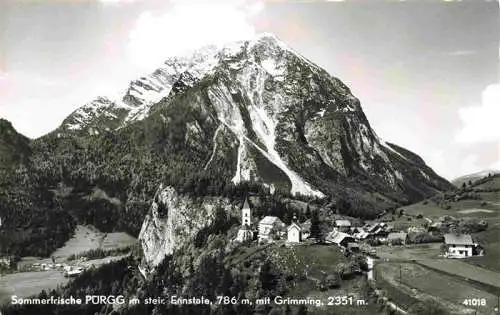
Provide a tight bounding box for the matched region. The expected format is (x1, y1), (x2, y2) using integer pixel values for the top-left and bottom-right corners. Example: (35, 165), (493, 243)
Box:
(490, 160), (500, 171)
(98, 0), (141, 3)
(446, 50), (478, 56)
(456, 84), (500, 143)
(127, 0), (264, 71)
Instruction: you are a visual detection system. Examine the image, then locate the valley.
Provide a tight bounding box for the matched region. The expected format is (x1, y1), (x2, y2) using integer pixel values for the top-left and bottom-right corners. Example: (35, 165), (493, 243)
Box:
(0, 33), (498, 315)
(0, 225), (136, 305)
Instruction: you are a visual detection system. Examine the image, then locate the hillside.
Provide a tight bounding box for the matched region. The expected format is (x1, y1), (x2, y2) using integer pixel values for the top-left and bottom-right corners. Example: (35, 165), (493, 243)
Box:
(392, 173), (500, 273)
(21, 35), (452, 244)
(2, 34), (453, 267)
(452, 169), (500, 187)
(0, 119), (31, 170)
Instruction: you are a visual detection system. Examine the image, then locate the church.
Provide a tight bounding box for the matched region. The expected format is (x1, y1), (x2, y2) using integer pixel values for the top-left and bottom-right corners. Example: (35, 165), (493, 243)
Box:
(235, 197), (254, 243)
(287, 215), (303, 243)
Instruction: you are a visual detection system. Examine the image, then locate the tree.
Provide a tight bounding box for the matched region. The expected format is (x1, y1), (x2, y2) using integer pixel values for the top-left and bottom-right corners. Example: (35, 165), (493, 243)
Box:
(310, 209), (322, 241)
(305, 205), (311, 219)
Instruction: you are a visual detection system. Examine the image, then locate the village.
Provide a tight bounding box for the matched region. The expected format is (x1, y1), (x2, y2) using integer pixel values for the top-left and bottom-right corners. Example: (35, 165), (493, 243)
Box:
(233, 197), (484, 260)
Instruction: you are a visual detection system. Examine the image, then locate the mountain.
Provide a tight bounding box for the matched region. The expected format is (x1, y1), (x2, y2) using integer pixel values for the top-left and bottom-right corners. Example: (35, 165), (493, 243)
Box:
(56, 45), (221, 136)
(452, 169), (500, 187)
(0, 119), (31, 170)
(0, 34), (457, 315)
(33, 34), (452, 220)
(5, 33), (452, 259)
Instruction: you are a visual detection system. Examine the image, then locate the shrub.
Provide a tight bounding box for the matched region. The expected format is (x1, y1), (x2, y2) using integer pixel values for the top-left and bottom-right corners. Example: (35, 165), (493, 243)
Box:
(326, 273), (341, 288)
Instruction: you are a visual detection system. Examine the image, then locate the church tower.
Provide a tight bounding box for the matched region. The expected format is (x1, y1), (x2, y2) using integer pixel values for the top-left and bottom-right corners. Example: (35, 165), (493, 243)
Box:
(242, 197), (251, 226)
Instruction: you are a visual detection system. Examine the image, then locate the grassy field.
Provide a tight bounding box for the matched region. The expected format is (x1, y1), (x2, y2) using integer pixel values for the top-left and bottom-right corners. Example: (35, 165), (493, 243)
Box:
(374, 243), (442, 261)
(268, 244), (347, 276)
(3, 225), (136, 307)
(101, 232), (137, 250)
(266, 244), (381, 315)
(51, 225), (103, 260)
(418, 259), (500, 290)
(376, 262), (497, 314)
(43, 225), (136, 261)
(467, 226), (500, 272)
(0, 271), (69, 305)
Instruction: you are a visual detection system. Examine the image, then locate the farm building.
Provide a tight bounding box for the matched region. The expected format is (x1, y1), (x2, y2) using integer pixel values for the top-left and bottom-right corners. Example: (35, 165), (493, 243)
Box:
(335, 220), (351, 232)
(325, 230), (355, 247)
(347, 242), (360, 252)
(335, 220), (351, 228)
(387, 232), (408, 245)
(443, 233), (483, 258)
(258, 216), (285, 243)
(364, 222), (390, 238)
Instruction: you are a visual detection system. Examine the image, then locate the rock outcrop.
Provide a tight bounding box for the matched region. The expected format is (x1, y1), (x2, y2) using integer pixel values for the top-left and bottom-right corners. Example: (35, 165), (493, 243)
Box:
(138, 185), (234, 269)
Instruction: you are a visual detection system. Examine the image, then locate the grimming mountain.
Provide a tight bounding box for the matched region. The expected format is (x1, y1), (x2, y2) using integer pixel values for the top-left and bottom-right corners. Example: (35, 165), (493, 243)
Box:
(52, 34), (451, 196)
(3, 34), (453, 256)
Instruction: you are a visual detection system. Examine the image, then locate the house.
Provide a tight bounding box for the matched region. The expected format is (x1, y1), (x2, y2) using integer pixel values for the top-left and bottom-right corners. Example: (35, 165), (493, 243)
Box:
(444, 233), (476, 258)
(258, 216), (285, 243)
(347, 242), (360, 252)
(363, 223), (389, 238)
(335, 220), (352, 232)
(387, 232), (408, 245)
(353, 228), (369, 240)
(325, 230), (355, 247)
(64, 267), (84, 278)
(287, 222), (302, 243)
(235, 197), (254, 243)
(407, 226), (427, 234)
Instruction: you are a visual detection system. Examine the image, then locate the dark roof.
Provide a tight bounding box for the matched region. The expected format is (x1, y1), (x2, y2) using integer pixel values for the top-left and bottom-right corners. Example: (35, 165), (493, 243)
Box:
(444, 233), (473, 245)
(242, 197), (250, 210)
(347, 242), (360, 249)
(287, 222), (302, 231)
(326, 231), (352, 244)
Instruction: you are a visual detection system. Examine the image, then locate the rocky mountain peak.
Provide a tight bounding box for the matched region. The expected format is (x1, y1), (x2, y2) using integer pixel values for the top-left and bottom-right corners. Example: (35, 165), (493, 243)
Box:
(48, 33), (452, 201)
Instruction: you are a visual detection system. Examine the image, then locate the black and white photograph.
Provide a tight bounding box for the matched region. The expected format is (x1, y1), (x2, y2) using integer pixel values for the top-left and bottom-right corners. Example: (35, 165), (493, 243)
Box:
(1, 0), (499, 314)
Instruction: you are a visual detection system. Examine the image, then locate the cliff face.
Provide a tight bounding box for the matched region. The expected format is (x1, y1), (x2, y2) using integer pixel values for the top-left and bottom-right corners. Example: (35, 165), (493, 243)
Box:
(138, 185), (234, 269)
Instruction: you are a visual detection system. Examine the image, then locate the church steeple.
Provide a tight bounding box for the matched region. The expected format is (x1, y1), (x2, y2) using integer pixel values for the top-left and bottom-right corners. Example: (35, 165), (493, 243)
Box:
(242, 196), (251, 226)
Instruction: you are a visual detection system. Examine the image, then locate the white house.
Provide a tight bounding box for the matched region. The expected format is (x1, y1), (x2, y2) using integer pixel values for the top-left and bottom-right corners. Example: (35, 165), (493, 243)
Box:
(444, 233), (474, 258)
(335, 220), (351, 228)
(287, 222), (302, 243)
(235, 197), (254, 243)
(258, 216), (285, 243)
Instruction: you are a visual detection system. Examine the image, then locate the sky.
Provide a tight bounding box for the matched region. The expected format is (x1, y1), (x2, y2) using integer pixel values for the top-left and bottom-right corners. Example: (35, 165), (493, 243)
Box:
(0, 0), (499, 180)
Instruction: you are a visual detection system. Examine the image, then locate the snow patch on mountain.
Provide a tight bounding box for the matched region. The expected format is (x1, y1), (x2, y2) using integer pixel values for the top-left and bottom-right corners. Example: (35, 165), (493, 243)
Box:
(382, 141), (410, 162)
(204, 124), (223, 170)
(261, 59), (285, 77)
